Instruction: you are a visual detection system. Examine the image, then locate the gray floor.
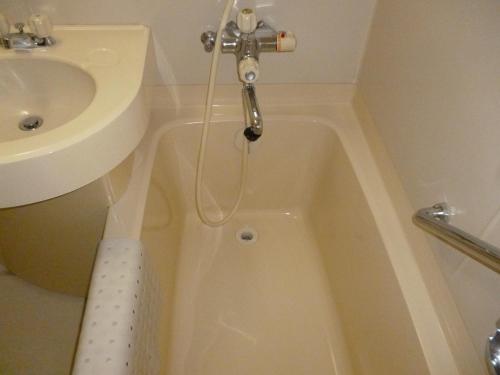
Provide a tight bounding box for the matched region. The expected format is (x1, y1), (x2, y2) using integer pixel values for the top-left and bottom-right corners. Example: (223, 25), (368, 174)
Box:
(0, 264), (85, 375)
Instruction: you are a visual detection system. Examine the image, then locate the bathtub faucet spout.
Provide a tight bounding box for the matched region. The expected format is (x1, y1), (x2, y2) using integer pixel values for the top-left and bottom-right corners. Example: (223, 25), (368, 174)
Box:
(242, 84), (262, 142)
(201, 8), (297, 142)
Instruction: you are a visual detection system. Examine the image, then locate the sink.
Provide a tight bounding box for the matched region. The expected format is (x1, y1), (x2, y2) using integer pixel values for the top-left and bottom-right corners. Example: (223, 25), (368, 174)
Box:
(0, 26), (150, 207)
(0, 58), (96, 142)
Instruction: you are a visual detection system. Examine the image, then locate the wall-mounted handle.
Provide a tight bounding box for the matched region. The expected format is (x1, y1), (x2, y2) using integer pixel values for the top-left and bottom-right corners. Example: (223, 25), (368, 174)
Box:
(413, 203), (500, 273)
(413, 203), (500, 373)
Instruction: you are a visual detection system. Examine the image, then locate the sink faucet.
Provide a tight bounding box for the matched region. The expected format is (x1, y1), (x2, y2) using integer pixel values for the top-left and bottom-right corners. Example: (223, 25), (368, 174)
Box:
(201, 8), (296, 142)
(0, 14), (55, 50)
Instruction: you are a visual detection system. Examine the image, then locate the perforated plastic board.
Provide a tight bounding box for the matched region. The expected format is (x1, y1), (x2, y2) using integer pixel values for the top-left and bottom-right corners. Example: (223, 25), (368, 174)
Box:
(73, 239), (160, 375)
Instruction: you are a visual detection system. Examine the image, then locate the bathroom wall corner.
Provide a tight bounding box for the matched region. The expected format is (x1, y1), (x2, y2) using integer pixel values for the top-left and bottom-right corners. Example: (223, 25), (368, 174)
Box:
(351, 91), (486, 374)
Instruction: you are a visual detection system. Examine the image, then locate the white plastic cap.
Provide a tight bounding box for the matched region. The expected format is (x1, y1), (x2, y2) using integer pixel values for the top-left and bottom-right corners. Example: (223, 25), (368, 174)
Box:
(0, 13), (10, 36)
(277, 31), (297, 52)
(238, 57), (260, 83)
(28, 14), (52, 38)
(237, 8), (257, 34)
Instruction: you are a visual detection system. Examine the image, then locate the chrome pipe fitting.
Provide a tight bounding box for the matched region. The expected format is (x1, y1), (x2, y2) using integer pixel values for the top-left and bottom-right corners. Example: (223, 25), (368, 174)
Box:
(201, 8), (296, 142)
(200, 10), (296, 83)
(200, 20), (293, 62)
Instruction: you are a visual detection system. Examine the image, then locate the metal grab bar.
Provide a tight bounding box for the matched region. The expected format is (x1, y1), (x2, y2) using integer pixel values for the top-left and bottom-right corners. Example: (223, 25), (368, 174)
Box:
(413, 203), (500, 273)
(414, 203), (500, 374)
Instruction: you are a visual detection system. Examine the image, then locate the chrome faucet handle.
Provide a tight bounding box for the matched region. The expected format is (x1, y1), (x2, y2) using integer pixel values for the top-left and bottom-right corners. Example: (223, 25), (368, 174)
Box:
(1, 16), (55, 49)
(14, 22), (25, 33)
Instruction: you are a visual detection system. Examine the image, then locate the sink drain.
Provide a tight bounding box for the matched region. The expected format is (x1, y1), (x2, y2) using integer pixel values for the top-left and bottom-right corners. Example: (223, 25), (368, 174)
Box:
(19, 115), (44, 131)
(236, 227), (258, 245)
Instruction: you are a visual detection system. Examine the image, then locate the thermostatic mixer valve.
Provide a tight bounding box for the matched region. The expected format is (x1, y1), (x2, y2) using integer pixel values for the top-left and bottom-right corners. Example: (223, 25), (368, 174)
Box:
(201, 8), (296, 141)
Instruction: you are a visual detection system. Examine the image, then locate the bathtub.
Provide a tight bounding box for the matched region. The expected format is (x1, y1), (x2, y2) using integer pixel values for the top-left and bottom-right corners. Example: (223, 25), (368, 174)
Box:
(73, 85), (484, 374)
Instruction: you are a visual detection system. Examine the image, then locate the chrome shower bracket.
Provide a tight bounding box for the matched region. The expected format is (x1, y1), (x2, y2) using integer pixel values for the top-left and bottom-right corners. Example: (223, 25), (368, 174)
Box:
(421, 202), (452, 223)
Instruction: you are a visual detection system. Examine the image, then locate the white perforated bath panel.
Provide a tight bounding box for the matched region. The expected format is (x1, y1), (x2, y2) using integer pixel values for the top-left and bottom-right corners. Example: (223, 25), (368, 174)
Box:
(73, 239), (161, 375)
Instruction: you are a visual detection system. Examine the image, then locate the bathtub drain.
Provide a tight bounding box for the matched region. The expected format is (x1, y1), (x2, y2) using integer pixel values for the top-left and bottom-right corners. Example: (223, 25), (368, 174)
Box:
(19, 115), (44, 131)
(236, 227), (258, 245)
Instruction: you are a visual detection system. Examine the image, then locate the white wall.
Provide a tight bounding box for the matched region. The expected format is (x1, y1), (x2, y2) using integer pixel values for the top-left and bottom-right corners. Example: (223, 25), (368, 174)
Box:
(0, 0), (376, 85)
(359, 0), (500, 358)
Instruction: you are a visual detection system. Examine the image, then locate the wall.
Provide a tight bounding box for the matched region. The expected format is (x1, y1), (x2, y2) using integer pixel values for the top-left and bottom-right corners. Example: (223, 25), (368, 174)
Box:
(0, 0), (376, 85)
(358, 0), (500, 358)
(309, 131), (430, 374)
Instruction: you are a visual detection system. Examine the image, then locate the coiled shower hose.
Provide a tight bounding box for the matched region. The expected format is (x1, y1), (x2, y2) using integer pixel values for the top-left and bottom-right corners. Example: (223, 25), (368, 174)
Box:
(195, 0), (250, 227)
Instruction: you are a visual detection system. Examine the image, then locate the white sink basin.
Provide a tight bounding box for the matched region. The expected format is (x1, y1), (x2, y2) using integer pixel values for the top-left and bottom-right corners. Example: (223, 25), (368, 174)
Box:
(0, 26), (150, 207)
(0, 58), (96, 142)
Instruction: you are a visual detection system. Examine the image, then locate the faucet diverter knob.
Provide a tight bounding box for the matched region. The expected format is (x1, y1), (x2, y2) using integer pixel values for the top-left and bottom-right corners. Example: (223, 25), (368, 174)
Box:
(239, 57), (260, 83)
(237, 8), (257, 34)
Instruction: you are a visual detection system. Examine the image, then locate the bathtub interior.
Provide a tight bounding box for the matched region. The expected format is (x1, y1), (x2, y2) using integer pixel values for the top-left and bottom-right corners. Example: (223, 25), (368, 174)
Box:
(139, 119), (430, 374)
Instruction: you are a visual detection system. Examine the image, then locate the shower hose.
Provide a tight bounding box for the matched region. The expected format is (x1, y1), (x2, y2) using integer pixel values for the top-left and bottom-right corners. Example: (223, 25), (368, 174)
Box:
(195, 0), (250, 227)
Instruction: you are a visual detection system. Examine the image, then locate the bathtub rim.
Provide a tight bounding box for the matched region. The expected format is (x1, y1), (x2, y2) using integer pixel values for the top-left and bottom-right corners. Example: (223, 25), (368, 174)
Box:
(100, 85), (484, 374)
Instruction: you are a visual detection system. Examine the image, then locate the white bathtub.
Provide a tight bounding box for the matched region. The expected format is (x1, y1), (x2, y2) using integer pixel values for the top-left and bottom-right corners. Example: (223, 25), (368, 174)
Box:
(73, 85), (484, 374)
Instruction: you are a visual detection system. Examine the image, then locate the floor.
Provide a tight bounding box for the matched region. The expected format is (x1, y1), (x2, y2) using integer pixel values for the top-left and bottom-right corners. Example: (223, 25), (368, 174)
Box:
(0, 264), (85, 375)
(166, 211), (350, 375)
